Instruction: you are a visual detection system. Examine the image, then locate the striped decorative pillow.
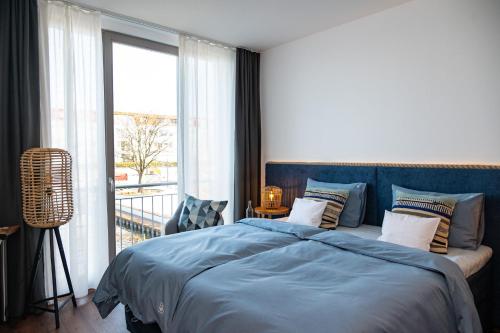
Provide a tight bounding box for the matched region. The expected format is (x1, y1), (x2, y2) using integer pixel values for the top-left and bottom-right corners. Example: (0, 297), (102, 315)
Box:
(304, 186), (349, 229)
(392, 191), (457, 254)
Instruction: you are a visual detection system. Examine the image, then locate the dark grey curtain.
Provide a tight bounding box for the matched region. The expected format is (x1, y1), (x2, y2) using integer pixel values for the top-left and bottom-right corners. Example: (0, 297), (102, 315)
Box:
(0, 0), (45, 318)
(234, 48), (261, 220)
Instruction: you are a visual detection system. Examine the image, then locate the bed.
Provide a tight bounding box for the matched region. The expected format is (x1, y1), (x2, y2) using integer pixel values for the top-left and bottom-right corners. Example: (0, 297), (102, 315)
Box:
(93, 162), (500, 332)
(333, 224), (493, 279)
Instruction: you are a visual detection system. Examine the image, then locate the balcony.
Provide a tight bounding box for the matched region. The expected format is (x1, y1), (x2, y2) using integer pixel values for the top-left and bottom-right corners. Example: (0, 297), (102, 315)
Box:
(115, 182), (178, 253)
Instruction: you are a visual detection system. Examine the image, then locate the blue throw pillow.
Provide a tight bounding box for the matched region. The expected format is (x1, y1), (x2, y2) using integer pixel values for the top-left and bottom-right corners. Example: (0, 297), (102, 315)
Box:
(306, 179), (367, 227)
(391, 185), (484, 250)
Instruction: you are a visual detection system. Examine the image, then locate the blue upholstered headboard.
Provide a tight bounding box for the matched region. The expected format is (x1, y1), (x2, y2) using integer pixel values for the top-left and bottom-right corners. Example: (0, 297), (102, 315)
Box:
(266, 161), (500, 326)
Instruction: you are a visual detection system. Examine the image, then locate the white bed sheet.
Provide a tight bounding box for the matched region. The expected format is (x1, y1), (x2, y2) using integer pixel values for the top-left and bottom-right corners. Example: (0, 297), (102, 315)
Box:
(276, 217), (492, 278)
(337, 224), (493, 278)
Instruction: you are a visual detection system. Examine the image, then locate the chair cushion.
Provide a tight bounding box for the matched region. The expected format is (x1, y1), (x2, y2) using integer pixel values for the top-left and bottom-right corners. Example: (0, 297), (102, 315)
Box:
(178, 194), (228, 232)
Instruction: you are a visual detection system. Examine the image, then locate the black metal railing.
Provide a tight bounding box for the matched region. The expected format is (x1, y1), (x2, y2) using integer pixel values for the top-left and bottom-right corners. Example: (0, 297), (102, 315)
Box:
(115, 182), (178, 252)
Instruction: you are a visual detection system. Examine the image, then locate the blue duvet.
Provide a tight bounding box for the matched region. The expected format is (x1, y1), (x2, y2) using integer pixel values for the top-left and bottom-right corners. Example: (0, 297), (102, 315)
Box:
(94, 218), (481, 333)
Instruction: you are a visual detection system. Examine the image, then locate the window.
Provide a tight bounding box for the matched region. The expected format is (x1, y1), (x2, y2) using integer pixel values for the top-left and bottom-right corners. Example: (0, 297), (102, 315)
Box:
(102, 31), (178, 255)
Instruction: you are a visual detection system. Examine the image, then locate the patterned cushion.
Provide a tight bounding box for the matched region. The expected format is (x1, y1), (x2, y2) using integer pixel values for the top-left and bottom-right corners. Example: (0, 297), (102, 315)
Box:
(178, 194), (228, 232)
(392, 191), (457, 254)
(307, 179), (367, 228)
(304, 185), (349, 229)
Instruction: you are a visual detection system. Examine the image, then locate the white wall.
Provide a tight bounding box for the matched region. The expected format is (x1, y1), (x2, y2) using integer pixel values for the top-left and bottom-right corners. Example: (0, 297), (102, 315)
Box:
(261, 0), (500, 170)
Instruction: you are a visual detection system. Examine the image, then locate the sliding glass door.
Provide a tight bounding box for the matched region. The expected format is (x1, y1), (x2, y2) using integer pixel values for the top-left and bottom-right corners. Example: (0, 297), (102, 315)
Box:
(102, 31), (178, 258)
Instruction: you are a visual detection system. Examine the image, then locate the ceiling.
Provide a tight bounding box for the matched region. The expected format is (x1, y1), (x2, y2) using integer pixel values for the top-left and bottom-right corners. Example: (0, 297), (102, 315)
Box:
(75, 0), (412, 51)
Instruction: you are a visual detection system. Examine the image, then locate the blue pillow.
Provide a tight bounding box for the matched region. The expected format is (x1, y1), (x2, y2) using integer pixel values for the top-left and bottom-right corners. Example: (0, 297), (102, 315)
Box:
(391, 185), (484, 250)
(306, 179), (367, 227)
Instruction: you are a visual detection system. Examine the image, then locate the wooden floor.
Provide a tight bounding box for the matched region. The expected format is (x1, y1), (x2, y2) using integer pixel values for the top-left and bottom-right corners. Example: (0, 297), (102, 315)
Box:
(0, 291), (127, 333)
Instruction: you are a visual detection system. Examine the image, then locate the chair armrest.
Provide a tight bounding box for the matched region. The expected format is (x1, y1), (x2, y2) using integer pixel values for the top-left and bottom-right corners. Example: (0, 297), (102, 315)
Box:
(164, 201), (184, 235)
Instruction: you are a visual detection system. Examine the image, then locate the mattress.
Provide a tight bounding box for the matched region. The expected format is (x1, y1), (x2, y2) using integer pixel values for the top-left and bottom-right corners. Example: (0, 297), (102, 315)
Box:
(277, 218), (492, 278)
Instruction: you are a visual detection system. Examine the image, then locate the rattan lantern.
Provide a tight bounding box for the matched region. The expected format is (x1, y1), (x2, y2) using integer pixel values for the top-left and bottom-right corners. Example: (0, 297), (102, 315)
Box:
(261, 186), (283, 209)
(20, 148), (74, 228)
(20, 148), (76, 329)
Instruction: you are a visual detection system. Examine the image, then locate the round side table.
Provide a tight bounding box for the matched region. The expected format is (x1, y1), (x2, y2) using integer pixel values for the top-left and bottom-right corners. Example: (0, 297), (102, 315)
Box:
(254, 206), (289, 219)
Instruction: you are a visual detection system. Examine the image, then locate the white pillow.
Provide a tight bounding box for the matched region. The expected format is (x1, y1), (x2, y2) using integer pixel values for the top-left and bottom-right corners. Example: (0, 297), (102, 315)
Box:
(377, 210), (440, 251)
(287, 198), (327, 227)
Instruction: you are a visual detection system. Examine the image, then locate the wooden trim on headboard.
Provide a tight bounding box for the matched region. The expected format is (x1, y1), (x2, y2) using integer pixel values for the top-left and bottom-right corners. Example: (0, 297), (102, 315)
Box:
(267, 161), (500, 170)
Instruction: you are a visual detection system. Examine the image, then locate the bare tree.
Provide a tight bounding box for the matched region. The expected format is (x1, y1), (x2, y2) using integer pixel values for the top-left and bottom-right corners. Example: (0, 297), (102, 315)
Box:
(121, 114), (173, 192)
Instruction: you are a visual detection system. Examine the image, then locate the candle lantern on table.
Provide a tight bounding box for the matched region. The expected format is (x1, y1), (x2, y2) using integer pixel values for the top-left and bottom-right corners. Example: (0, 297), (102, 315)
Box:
(256, 186), (288, 219)
(261, 186), (282, 209)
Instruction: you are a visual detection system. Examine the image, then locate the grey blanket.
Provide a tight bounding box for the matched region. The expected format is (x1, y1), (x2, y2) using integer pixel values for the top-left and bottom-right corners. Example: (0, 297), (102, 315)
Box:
(94, 218), (481, 333)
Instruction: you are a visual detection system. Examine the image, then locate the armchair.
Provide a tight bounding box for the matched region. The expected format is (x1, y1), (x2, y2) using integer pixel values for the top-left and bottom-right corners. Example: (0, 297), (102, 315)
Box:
(164, 201), (184, 235)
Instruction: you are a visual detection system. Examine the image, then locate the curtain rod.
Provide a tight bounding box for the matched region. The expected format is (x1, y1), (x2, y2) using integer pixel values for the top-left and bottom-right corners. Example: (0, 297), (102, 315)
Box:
(48, 0), (241, 51)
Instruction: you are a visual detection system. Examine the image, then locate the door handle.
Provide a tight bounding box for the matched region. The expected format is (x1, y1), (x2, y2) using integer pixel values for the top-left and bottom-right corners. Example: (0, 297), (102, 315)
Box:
(108, 177), (115, 193)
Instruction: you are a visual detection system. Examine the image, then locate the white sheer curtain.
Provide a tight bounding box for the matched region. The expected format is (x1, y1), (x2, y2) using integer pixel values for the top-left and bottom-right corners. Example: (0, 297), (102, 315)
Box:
(38, 0), (108, 298)
(178, 36), (236, 223)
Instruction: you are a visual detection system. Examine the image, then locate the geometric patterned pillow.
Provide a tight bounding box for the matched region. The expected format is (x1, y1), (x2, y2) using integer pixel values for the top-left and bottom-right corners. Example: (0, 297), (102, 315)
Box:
(392, 191), (457, 254)
(178, 194), (228, 232)
(304, 186), (349, 230)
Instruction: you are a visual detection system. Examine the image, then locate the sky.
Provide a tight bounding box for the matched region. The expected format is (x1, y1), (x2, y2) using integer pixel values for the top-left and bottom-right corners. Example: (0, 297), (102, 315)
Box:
(113, 42), (178, 116)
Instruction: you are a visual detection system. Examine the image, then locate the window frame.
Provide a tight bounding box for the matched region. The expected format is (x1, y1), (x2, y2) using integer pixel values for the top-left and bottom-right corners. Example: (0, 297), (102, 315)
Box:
(102, 30), (179, 261)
